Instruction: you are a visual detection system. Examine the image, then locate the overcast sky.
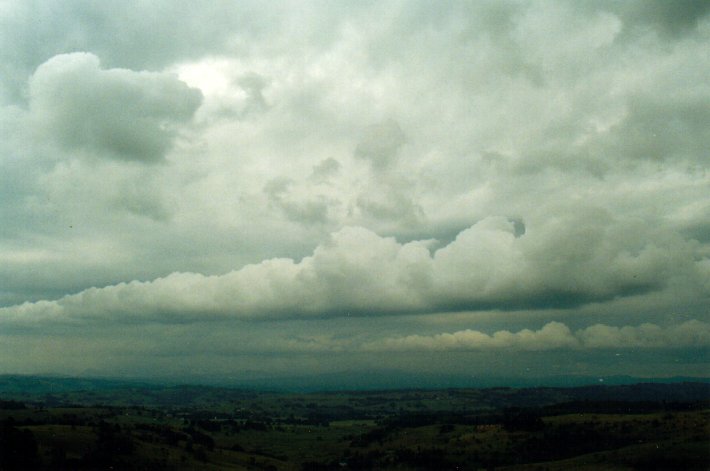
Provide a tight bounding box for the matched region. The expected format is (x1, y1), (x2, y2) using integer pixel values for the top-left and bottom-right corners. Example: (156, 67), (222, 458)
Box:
(1, 0), (708, 383)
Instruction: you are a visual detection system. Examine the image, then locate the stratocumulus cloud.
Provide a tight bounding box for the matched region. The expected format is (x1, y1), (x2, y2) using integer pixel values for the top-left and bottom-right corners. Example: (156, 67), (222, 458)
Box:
(0, 211), (702, 325)
(363, 320), (710, 352)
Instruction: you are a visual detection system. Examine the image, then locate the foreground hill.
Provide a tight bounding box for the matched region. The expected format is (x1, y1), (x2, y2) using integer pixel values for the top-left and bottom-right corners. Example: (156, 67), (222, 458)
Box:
(0, 377), (708, 470)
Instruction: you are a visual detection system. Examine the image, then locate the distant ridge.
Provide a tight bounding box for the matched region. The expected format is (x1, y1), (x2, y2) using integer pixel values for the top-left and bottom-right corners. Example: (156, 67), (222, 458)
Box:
(1, 372), (708, 394)
(0, 374), (159, 394)
(216, 371), (710, 392)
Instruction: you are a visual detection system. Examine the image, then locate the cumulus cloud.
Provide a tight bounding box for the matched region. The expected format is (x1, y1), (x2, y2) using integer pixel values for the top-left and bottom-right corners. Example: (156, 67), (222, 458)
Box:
(368, 322), (579, 352)
(365, 320), (710, 352)
(29, 52), (202, 162)
(576, 319), (710, 349)
(0, 209), (701, 325)
(0, 1), (709, 379)
(0, 0), (268, 102)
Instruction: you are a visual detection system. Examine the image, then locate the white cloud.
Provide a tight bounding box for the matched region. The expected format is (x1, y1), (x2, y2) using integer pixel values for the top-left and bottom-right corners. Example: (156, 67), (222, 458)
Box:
(365, 320), (710, 352)
(0, 210), (701, 325)
(577, 319), (710, 349)
(367, 322), (578, 352)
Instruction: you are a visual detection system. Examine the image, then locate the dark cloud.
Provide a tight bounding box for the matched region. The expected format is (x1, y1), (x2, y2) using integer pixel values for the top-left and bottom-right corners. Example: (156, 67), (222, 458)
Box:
(683, 221), (710, 244)
(309, 158), (341, 182)
(0, 0), (708, 379)
(264, 177), (331, 225)
(28, 53), (201, 162)
(0, 0), (268, 103)
(355, 119), (406, 169)
(616, 0), (710, 37)
(109, 179), (172, 221)
(236, 72), (269, 114)
(605, 94), (710, 164)
(355, 190), (424, 227)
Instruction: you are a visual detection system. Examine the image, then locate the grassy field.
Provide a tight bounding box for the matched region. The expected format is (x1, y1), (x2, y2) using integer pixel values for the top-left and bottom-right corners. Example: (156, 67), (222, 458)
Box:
(0, 381), (708, 470)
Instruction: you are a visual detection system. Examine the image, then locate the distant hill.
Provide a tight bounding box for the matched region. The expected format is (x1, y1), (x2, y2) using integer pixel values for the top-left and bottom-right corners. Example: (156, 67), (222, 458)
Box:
(215, 370), (710, 392)
(0, 373), (708, 410)
(1, 375), (708, 470)
(0, 374), (157, 395)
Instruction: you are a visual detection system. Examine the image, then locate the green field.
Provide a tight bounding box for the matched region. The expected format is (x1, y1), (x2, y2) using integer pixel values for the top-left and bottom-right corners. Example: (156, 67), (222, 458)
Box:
(1, 380), (708, 470)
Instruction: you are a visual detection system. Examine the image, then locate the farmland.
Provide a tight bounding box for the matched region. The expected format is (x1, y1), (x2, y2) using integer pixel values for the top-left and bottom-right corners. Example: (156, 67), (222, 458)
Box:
(1, 377), (708, 470)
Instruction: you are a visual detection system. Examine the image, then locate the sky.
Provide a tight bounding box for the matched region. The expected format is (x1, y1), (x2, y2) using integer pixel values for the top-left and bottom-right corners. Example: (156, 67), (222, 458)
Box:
(0, 0), (708, 384)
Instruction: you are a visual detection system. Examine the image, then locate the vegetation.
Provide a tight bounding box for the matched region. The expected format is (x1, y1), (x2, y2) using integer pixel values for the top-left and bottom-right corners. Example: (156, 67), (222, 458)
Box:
(0, 378), (707, 470)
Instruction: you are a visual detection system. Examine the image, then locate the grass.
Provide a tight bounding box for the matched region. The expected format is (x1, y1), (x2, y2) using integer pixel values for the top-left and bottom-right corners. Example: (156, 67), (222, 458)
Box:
(1, 382), (708, 470)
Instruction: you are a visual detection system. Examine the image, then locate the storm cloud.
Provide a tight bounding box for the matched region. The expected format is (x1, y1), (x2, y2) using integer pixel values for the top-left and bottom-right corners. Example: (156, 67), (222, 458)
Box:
(0, 0), (708, 380)
(29, 53), (201, 162)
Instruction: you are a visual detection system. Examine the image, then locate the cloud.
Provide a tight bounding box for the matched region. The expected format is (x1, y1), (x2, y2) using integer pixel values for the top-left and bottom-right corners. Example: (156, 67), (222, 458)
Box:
(614, 0), (710, 38)
(355, 119), (406, 169)
(0, 209), (700, 325)
(355, 188), (424, 227)
(264, 177), (331, 226)
(0, 1), (708, 379)
(577, 319), (710, 349)
(29, 52), (202, 162)
(364, 320), (710, 352)
(602, 93), (710, 164)
(236, 72), (270, 115)
(309, 158), (341, 182)
(367, 322), (578, 352)
(0, 0), (270, 102)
